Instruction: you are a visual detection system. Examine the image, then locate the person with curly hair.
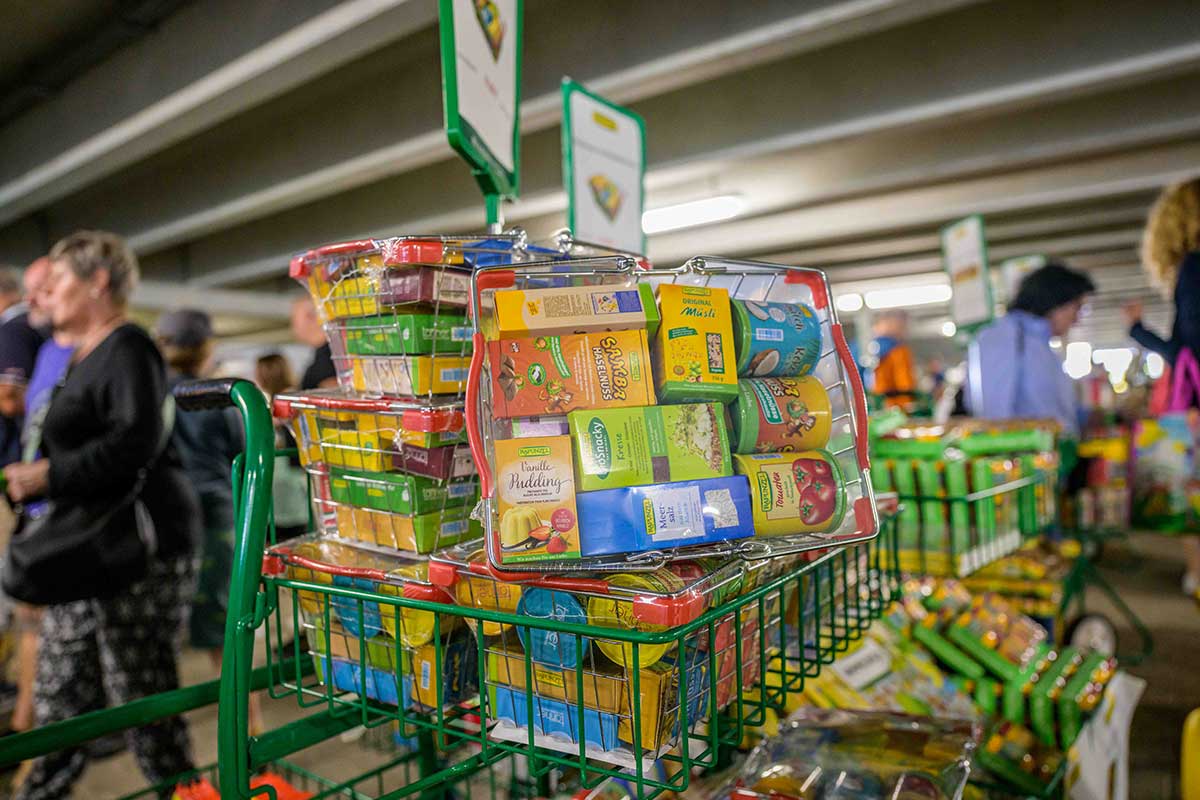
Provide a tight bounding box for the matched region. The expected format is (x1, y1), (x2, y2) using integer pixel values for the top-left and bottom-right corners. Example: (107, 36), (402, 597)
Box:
(1123, 178), (1200, 596)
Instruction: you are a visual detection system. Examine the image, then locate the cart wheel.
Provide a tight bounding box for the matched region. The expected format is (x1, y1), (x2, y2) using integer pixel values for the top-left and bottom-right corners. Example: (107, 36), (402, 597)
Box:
(1065, 613), (1118, 656)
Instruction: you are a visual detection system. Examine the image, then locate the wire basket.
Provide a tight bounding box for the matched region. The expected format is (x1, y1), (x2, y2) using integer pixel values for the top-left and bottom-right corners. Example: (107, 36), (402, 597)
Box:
(872, 457), (1053, 577)
(275, 392), (478, 553)
(255, 500), (902, 800)
(464, 255), (877, 576)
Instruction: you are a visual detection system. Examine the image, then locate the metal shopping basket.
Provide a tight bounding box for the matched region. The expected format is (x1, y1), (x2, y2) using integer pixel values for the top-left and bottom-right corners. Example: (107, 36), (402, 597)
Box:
(192, 378), (903, 800)
(464, 255), (878, 576)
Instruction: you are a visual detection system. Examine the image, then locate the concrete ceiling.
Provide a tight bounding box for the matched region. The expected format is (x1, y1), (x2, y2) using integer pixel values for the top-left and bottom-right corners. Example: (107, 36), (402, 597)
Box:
(0, 0), (1195, 352)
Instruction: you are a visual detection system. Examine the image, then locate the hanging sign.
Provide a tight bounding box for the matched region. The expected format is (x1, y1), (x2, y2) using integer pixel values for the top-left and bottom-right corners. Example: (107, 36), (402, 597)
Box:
(561, 78), (646, 255)
(439, 0), (523, 213)
(1000, 254), (1047, 303)
(941, 215), (993, 329)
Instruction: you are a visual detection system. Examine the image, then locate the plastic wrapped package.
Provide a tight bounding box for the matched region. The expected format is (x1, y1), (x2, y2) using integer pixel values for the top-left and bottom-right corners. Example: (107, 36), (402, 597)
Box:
(730, 708), (980, 800)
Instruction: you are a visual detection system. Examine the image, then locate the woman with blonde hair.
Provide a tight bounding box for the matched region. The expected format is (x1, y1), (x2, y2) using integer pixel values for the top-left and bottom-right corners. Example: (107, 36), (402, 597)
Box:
(3, 231), (198, 798)
(1124, 178), (1200, 596)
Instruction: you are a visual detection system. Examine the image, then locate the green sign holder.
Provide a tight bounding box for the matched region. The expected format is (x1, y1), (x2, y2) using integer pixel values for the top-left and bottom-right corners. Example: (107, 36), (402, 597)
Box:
(439, 0), (523, 228)
(941, 214), (994, 333)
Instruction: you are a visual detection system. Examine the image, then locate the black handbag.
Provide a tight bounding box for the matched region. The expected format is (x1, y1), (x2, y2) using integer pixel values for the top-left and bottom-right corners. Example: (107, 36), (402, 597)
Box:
(1, 397), (174, 605)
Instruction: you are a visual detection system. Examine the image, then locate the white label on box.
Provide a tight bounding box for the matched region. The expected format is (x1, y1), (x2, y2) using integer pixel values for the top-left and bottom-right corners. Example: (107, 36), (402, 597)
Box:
(643, 485), (704, 541)
(830, 639), (892, 691)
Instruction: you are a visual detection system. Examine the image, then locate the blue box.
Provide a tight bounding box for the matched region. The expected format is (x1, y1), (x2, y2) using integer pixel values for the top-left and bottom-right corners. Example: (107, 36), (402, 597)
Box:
(490, 685), (621, 752)
(317, 655), (405, 706)
(577, 476), (755, 557)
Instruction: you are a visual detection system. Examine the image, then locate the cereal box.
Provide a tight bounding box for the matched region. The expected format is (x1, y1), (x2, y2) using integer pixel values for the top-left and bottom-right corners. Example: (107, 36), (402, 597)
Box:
(494, 283), (660, 339)
(654, 284), (738, 404)
(494, 436), (580, 563)
(489, 330), (654, 418)
(568, 403), (733, 491)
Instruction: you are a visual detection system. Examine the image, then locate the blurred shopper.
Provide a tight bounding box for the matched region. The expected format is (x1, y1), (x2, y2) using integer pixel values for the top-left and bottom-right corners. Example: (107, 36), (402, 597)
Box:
(291, 295), (336, 389)
(255, 353), (310, 541)
(966, 262), (1095, 437)
(5, 231), (198, 799)
(1124, 178), (1200, 596)
(1124, 178), (1200, 405)
(868, 310), (917, 407)
(7, 256), (58, 740)
(0, 265), (47, 467)
(156, 309), (267, 734)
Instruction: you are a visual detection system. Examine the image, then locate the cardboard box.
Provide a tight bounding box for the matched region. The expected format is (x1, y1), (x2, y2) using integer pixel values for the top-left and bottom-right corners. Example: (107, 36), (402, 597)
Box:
(494, 436), (579, 563)
(343, 310), (472, 356)
(329, 467), (477, 516)
(333, 504), (480, 553)
(494, 283), (659, 339)
(393, 443), (474, 480)
(489, 330), (654, 418)
(486, 645), (706, 749)
(653, 284), (738, 404)
(576, 476), (754, 557)
(349, 355), (471, 396)
(568, 403), (733, 491)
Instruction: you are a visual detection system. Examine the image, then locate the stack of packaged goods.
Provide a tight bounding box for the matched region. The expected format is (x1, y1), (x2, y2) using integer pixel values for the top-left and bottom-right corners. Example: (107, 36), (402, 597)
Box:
(870, 419), (1060, 576)
(706, 576), (1125, 798)
(266, 251), (883, 776)
(1068, 427), (1131, 532)
(435, 262), (879, 769)
(269, 235), (558, 714)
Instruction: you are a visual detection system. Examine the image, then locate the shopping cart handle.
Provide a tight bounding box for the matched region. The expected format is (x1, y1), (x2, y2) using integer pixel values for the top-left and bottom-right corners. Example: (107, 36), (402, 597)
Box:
(174, 378), (241, 411)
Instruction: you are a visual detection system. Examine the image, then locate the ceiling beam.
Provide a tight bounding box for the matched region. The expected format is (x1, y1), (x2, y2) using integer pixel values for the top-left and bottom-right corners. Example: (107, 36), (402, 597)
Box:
(0, 0), (438, 227)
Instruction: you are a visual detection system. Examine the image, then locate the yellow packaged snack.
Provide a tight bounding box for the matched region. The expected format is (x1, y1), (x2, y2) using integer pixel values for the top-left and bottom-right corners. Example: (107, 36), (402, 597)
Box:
(654, 284), (737, 403)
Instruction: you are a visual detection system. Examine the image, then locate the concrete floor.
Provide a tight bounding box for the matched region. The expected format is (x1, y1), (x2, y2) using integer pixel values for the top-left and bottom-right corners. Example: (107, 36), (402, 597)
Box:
(33, 534), (1199, 798)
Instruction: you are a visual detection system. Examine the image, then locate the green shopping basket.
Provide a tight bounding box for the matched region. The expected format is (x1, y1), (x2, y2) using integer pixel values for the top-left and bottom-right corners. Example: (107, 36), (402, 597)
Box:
(170, 379), (903, 800)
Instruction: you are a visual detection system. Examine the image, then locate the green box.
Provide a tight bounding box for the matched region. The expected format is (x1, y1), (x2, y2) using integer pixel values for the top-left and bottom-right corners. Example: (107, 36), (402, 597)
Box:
(329, 468), (478, 516)
(344, 310), (472, 356)
(568, 403), (732, 492)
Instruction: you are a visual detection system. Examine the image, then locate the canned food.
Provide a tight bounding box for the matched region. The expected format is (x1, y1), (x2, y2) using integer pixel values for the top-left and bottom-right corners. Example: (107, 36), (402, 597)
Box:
(730, 376), (832, 454)
(587, 571), (685, 670)
(517, 588), (589, 668)
(731, 299), (822, 378)
(733, 450), (846, 535)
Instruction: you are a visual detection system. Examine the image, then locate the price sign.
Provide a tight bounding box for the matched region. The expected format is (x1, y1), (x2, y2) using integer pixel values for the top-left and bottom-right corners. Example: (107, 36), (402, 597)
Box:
(1000, 254), (1047, 303)
(439, 0), (523, 215)
(561, 79), (646, 255)
(941, 215), (994, 329)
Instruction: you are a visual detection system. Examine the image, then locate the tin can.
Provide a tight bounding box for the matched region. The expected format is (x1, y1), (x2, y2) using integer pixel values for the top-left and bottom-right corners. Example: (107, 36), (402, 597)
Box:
(731, 300), (822, 378)
(587, 571), (685, 669)
(730, 376), (832, 454)
(517, 588), (589, 668)
(733, 450), (846, 535)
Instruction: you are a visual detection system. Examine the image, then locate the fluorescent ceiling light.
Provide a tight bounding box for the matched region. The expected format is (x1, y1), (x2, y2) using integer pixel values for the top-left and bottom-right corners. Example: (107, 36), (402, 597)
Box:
(642, 195), (746, 235)
(941, 321), (957, 337)
(863, 284), (952, 310)
(1092, 347), (1134, 377)
(1064, 341), (1092, 379)
(1145, 352), (1165, 379)
(835, 293), (864, 312)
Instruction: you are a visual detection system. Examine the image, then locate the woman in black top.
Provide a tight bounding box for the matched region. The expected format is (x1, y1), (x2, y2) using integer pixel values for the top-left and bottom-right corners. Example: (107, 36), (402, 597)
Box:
(1123, 178), (1200, 598)
(5, 231), (198, 799)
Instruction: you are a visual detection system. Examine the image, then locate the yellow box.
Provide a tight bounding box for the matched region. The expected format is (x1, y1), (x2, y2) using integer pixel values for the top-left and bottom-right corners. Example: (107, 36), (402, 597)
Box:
(654, 284), (738, 404)
(493, 283), (659, 339)
(350, 355), (471, 396)
(487, 646), (687, 749)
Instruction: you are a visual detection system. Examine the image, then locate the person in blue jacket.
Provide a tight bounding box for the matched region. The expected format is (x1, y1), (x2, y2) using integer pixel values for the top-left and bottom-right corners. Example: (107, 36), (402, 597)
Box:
(1123, 178), (1200, 597)
(966, 262), (1095, 437)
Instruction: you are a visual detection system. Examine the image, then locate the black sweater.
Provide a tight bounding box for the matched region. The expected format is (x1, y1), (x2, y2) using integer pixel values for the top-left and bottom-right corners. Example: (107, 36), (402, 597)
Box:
(1131, 251), (1200, 365)
(42, 324), (199, 560)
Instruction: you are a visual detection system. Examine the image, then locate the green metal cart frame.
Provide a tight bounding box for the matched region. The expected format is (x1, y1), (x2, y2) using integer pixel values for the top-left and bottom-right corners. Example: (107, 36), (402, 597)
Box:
(170, 378), (900, 800)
